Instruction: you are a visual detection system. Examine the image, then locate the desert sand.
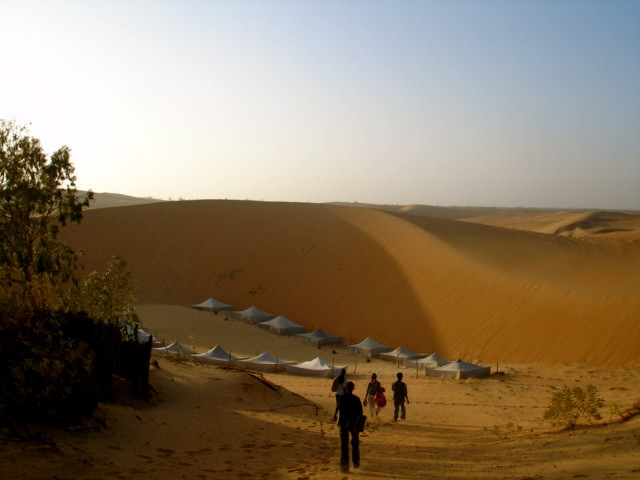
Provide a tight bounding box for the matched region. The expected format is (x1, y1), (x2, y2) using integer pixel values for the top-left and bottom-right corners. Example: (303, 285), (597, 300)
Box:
(2, 304), (639, 479)
(60, 200), (640, 366)
(2, 200), (639, 479)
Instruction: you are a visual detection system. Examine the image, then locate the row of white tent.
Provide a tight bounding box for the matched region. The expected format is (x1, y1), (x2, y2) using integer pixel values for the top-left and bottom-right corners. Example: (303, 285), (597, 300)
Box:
(190, 298), (490, 379)
(151, 342), (346, 377)
(192, 299), (344, 344)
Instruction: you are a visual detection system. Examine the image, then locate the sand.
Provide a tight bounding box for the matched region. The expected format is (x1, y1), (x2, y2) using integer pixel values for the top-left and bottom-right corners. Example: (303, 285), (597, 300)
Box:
(3, 200), (639, 478)
(59, 200), (640, 366)
(2, 304), (639, 479)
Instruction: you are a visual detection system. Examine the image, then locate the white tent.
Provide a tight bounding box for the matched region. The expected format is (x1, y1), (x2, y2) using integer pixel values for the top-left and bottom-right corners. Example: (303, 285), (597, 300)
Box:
(347, 337), (392, 358)
(231, 305), (276, 324)
(296, 329), (342, 346)
(192, 345), (247, 367)
(191, 297), (232, 312)
(404, 353), (450, 370)
(236, 352), (296, 373)
(286, 357), (346, 377)
(121, 321), (163, 347)
(152, 341), (191, 359)
(137, 328), (164, 347)
(379, 346), (426, 362)
(258, 316), (306, 335)
(426, 360), (491, 379)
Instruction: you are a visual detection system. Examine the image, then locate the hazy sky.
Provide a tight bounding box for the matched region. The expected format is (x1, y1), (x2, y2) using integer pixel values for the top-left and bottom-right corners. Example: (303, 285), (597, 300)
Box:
(2, 1), (639, 209)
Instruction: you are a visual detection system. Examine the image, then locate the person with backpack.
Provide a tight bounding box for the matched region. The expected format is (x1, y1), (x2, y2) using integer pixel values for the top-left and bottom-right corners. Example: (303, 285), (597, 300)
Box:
(363, 372), (386, 417)
(337, 381), (364, 473)
(331, 368), (347, 421)
(391, 372), (409, 421)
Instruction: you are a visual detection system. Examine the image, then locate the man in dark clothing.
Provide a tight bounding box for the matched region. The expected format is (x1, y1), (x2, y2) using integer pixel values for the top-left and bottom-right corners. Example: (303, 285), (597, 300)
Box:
(337, 381), (363, 473)
(391, 372), (409, 421)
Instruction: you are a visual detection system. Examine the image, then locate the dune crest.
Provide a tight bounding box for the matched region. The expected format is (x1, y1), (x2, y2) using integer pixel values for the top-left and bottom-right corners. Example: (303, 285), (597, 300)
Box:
(61, 200), (640, 366)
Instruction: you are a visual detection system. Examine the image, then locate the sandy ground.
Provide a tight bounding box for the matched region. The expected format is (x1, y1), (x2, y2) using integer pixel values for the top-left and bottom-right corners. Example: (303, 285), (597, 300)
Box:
(5, 200), (638, 478)
(2, 305), (639, 480)
(60, 200), (640, 367)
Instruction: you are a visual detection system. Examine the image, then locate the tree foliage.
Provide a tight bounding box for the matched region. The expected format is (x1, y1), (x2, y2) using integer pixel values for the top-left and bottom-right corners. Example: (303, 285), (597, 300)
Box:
(543, 384), (604, 430)
(80, 255), (139, 325)
(0, 120), (151, 428)
(0, 119), (93, 310)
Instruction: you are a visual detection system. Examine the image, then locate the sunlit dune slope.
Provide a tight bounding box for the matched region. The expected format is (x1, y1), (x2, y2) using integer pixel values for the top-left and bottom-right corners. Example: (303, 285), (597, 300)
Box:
(464, 210), (640, 238)
(61, 200), (640, 367)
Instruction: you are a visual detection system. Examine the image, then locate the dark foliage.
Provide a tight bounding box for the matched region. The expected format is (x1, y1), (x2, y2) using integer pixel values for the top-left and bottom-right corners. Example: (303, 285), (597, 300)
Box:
(0, 309), (151, 427)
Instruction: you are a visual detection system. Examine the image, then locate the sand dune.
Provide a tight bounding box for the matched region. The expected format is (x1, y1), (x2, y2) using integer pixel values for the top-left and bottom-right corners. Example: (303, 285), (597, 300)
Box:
(465, 210), (640, 238)
(4, 309), (640, 479)
(60, 200), (640, 367)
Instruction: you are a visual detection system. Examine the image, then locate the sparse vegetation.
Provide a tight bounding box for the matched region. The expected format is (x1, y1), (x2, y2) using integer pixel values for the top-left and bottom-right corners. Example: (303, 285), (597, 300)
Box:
(0, 120), (150, 430)
(211, 269), (243, 287)
(543, 384), (604, 430)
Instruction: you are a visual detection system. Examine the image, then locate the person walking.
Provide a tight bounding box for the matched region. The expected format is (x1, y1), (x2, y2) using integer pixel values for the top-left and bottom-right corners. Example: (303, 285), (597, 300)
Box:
(391, 372), (409, 421)
(337, 381), (363, 473)
(363, 373), (382, 417)
(331, 368), (347, 421)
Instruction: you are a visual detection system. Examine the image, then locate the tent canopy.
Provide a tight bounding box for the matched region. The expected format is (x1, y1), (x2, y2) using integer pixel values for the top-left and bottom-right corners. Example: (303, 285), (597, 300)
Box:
(152, 341), (191, 358)
(192, 345), (247, 366)
(236, 352), (296, 373)
(296, 328), (342, 346)
(231, 305), (276, 324)
(404, 353), (449, 369)
(347, 336), (392, 357)
(286, 357), (346, 377)
(426, 360), (491, 379)
(191, 297), (232, 312)
(259, 315), (306, 335)
(379, 346), (426, 362)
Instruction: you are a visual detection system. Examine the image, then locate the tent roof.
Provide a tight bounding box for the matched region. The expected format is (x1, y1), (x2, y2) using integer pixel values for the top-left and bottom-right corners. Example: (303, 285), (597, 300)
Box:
(153, 341), (191, 354)
(379, 346), (424, 359)
(261, 315), (305, 330)
(408, 353), (449, 365)
(242, 352), (296, 364)
(191, 297), (232, 310)
(349, 336), (391, 351)
(285, 357), (347, 377)
(192, 345), (242, 361)
(295, 357), (332, 369)
(296, 329), (342, 344)
(232, 305), (275, 322)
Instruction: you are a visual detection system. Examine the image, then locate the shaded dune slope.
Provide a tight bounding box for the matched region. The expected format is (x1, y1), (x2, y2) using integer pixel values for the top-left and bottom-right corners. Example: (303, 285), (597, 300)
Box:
(61, 200), (640, 366)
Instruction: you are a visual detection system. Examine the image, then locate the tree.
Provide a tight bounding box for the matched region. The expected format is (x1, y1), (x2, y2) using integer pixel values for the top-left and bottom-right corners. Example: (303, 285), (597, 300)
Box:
(0, 119), (93, 310)
(80, 256), (139, 326)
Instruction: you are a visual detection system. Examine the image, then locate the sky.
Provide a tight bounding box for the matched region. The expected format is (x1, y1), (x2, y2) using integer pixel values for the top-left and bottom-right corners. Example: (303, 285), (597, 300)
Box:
(1, 0), (639, 210)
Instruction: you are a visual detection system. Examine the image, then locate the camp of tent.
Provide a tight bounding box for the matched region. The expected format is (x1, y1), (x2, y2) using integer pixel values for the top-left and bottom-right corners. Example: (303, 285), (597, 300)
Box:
(183, 297), (491, 379)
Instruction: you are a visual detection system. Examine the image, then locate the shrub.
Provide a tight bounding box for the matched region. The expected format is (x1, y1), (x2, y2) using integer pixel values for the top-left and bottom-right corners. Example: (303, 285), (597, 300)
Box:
(543, 384), (604, 430)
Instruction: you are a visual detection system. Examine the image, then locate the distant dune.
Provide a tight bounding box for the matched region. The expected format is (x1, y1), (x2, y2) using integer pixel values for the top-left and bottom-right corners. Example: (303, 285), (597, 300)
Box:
(60, 200), (640, 367)
(331, 201), (640, 238)
(80, 191), (165, 209)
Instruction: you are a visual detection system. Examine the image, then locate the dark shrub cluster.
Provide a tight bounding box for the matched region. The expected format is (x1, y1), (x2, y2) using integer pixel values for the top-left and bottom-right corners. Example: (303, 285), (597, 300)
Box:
(0, 309), (150, 426)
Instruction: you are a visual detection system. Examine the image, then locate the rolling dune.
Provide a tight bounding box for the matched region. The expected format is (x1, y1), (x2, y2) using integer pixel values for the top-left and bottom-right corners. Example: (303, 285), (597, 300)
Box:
(61, 200), (640, 367)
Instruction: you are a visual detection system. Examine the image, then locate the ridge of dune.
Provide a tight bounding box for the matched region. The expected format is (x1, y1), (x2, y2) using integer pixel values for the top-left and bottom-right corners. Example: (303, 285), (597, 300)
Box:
(60, 200), (640, 367)
(464, 209), (640, 238)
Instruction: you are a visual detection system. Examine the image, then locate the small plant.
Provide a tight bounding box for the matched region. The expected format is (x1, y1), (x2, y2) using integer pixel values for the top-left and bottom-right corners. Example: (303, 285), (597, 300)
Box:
(188, 333), (197, 353)
(492, 422), (522, 440)
(543, 384), (604, 430)
(608, 401), (622, 422)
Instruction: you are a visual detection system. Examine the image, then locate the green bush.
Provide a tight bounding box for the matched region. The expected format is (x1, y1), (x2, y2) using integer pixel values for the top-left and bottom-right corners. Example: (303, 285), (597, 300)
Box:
(543, 384), (604, 430)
